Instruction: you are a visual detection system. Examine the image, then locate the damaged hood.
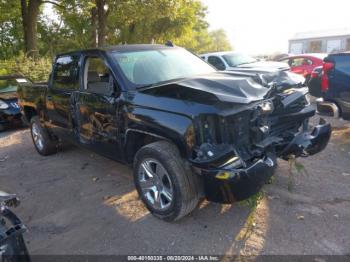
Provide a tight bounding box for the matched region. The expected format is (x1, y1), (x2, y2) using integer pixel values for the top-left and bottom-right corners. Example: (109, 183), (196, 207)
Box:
(139, 71), (305, 104)
(173, 72), (269, 104)
(129, 71), (306, 118)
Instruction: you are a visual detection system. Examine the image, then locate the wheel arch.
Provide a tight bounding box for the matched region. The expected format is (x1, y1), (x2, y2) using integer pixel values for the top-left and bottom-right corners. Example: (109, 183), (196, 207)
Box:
(124, 129), (185, 164)
(123, 107), (196, 164)
(22, 106), (38, 123)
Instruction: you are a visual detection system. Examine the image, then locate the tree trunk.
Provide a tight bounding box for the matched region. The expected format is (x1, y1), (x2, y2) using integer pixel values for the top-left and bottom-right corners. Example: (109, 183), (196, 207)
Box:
(20, 0), (28, 54)
(91, 7), (98, 48)
(96, 0), (107, 47)
(20, 0), (41, 58)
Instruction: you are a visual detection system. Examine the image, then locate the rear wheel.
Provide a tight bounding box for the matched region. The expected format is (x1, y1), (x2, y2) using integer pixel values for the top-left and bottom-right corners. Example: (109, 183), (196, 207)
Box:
(30, 116), (57, 156)
(133, 141), (202, 221)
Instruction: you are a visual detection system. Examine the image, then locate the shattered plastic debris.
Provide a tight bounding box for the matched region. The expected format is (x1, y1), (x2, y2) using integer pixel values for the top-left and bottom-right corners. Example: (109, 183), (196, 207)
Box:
(297, 215), (305, 220)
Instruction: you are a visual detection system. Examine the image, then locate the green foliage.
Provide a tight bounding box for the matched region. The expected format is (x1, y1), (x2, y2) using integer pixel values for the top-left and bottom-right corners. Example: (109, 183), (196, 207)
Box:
(0, 0), (232, 59)
(239, 191), (264, 210)
(0, 54), (52, 82)
(287, 155), (309, 191)
(0, 0), (24, 59)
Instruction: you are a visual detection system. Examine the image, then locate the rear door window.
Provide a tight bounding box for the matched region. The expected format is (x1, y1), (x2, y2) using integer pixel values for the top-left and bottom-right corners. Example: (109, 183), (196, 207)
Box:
(53, 55), (80, 90)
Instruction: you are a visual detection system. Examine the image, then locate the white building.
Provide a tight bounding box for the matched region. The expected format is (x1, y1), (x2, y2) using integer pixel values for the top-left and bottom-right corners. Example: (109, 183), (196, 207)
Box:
(289, 28), (350, 54)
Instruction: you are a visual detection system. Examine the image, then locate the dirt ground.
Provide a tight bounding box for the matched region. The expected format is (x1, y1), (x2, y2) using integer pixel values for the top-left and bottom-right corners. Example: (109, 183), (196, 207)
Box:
(0, 115), (349, 256)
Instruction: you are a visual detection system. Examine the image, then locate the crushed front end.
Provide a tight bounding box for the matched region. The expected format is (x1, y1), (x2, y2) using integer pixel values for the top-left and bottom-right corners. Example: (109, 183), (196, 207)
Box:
(189, 87), (331, 203)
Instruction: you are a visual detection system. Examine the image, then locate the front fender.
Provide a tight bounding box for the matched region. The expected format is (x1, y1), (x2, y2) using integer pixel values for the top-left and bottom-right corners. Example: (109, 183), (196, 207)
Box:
(125, 106), (194, 158)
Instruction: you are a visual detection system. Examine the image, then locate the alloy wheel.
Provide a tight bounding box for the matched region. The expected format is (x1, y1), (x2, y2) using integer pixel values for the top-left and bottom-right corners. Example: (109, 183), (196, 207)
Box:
(138, 158), (174, 210)
(32, 123), (44, 151)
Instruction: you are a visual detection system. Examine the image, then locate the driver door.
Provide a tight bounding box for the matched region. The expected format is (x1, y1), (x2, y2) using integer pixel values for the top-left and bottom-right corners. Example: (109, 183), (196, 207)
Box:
(75, 52), (121, 160)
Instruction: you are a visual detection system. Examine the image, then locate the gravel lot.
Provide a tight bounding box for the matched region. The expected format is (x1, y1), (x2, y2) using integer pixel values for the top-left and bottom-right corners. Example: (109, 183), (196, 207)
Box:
(0, 115), (349, 256)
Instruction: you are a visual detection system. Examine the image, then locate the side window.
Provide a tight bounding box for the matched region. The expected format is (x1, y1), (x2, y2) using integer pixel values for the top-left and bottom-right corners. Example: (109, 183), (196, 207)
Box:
(84, 56), (113, 95)
(53, 55), (79, 90)
(208, 56), (226, 70)
(290, 58), (312, 67)
(304, 58), (313, 65)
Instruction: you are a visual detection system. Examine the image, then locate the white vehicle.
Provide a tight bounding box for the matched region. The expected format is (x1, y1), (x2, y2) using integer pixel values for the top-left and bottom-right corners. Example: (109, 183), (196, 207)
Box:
(200, 51), (289, 72)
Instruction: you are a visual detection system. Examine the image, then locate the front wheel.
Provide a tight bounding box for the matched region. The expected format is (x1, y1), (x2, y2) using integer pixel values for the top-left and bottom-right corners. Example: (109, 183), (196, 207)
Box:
(133, 141), (203, 222)
(30, 116), (57, 156)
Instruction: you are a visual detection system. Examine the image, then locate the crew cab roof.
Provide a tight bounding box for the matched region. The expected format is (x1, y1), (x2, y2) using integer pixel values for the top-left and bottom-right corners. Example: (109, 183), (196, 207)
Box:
(56, 44), (178, 57)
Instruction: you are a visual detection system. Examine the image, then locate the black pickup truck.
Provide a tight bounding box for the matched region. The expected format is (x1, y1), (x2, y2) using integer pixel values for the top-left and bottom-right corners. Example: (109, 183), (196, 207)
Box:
(18, 44), (331, 221)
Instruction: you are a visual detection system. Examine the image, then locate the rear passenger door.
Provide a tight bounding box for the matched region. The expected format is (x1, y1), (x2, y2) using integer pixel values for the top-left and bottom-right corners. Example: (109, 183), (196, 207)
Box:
(46, 54), (80, 140)
(75, 52), (121, 159)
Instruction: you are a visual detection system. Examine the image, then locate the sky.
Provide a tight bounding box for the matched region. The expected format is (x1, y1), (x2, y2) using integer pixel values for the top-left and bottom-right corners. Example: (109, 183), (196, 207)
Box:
(202, 0), (350, 55)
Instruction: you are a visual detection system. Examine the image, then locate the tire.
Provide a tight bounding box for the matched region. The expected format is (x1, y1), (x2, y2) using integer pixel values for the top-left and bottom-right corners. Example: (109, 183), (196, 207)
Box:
(30, 116), (57, 156)
(133, 141), (202, 222)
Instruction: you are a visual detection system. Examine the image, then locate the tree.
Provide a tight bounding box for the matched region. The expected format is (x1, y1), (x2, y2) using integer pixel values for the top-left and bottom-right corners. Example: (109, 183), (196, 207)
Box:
(20, 0), (63, 58)
(20, 0), (41, 57)
(0, 0), (232, 59)
(0, 1), (23, 59)
(95, 0), (108, 47)
(208, 29), (232, 52)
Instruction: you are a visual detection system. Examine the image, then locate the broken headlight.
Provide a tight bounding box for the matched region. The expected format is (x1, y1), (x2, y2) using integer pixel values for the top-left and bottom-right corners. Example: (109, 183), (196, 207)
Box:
(198, 115), (220, 144)
(258, 100), (274, 114)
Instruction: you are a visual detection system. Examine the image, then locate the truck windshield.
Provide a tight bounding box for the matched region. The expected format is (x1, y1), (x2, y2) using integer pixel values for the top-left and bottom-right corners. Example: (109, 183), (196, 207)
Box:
(222, 53), (257, 67)
(111, 48), (216, 88)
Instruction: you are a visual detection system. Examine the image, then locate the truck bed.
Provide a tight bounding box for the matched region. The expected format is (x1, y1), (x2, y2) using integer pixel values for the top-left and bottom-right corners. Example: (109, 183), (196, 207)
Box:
(17, 83), (48, 121)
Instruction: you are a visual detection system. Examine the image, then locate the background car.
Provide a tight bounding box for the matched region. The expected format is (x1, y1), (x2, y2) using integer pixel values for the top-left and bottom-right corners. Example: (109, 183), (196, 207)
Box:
(200, 51), (289, 72)
(312, 52), (350, 120)
(0, 75), (30, 131)
(279, 53), (327, 82)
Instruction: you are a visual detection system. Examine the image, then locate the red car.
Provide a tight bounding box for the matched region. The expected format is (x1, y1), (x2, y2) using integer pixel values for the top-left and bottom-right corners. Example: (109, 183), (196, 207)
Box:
(279, 53), (327, 82)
